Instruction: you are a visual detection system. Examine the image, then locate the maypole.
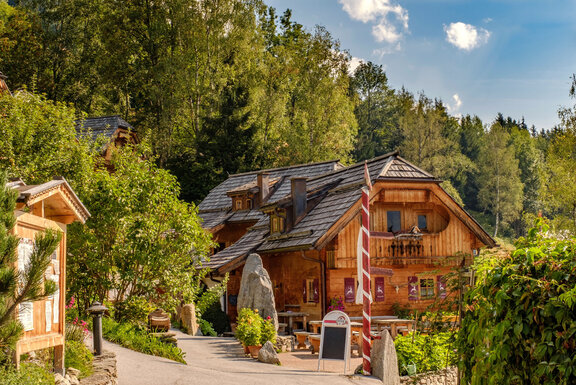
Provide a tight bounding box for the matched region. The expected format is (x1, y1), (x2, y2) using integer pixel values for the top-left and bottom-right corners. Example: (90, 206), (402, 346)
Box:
(361, 161), (372, 375)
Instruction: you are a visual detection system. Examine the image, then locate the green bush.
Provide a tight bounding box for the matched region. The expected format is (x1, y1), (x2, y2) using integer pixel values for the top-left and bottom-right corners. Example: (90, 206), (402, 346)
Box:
(395, 332), (457, 375)
(0, 363), (55, 385)
(457, 219), (576, 384)
(102, 317), (185, 364)
(198, 318), (217, 337)
(235, 308), (262, 346)
(201, 301), (230, 334)
(65, 340), (93, 379)
(260, 317), (277, 345)
(391, 302), (412, 319)
(114, 296), (154, 326)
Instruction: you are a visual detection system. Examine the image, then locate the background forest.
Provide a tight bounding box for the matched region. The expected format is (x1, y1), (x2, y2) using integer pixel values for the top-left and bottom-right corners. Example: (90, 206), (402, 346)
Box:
(1, 0), (576, 242)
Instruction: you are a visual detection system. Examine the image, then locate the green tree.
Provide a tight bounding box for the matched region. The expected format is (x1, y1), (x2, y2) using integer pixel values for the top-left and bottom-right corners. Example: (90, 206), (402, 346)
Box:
(0, 91), (96, 187)
(67, 147), (213, 312)
(477, 123), (523, 237)
(0, 171), (60, 363)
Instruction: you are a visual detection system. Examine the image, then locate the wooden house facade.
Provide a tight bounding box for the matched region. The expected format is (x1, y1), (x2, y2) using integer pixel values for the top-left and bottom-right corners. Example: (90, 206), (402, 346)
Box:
(198, 153), (495, 323)
(7, 178), (90, 373)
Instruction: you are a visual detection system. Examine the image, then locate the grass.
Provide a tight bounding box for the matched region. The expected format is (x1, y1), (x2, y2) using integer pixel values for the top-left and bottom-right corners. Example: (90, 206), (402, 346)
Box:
(102, 317), (186, 364)
(65, 340), (93, 378)
(0, 363), (55, 385)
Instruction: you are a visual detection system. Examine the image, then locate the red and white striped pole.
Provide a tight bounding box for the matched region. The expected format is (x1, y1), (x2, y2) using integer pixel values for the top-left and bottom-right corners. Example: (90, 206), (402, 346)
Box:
(361, 186), (371, 375)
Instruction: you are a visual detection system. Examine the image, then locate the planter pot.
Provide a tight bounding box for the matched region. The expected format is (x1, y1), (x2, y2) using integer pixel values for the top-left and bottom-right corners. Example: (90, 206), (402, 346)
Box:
(247, 345), (262, 358)
(242, 344), (250, 354)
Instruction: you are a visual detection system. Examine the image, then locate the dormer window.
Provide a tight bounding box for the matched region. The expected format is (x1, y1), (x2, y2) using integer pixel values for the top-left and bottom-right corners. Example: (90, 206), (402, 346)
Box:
(247, 199), (253, 209)
(271, 214), (285, 234)
(235, 198), (243, 210)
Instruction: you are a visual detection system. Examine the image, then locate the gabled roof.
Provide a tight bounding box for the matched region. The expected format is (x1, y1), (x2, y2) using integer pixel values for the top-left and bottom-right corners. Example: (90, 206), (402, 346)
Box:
(75, 115), (135, 142)
(9, 177), (90, 224)
(205, 152), (496, 273)
(198, 160), (343, 229)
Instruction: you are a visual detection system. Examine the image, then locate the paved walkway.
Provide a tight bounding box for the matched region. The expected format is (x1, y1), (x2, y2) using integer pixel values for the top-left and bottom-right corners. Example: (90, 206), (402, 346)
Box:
(98, 329), (381, 385)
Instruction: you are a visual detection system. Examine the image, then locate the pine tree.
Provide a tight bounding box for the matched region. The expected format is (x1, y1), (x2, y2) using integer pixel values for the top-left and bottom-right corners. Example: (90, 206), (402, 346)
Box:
(0, 172), (60, 363)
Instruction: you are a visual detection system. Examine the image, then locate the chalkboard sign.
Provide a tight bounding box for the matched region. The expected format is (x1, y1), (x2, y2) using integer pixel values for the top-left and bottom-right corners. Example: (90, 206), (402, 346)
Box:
(320, 327), (347, 359)
(317, 310), (351, 373)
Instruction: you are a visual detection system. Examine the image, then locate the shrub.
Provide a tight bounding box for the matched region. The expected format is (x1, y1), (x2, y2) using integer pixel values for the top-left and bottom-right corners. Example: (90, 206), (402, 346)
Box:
(198, 318), (217, 337)
(65, 340), (93, 378)
(201, 300), (230, 334)
(395, 332), (457, 376)
(114, 296), (154, 326)
(457, 219), (576, 384)
(0, 363), (55, 385)
(102, 317), (185, 363)
(391, 302), (412, 319)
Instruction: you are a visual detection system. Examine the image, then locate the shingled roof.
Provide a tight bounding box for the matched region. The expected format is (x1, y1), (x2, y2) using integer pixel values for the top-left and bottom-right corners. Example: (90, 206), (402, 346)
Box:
(198, 160), (343, 230)
(75, 115), (134, 142)
(204, 152), (495, 273)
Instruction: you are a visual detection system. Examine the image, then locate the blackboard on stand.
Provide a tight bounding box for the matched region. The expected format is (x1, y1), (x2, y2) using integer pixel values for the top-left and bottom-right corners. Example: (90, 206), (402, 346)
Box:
(317, 310), (351, 373)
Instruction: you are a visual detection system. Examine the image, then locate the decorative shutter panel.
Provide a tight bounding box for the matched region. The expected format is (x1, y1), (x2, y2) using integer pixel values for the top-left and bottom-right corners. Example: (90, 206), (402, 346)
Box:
(313, 279), (319, 303)
(375, 277), (385, 302)
(408, 276), (419, 301)
(344, 278), (355, 303)
(303, 280), (307, 302)
(437, 275), (447, 299)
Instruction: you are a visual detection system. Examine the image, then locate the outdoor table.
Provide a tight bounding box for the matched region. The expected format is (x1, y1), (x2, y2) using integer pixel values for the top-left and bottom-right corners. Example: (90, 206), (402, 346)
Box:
(309, 320), (322, 334)
(277, 311), (309, 334)
(374, 319), (415, 338)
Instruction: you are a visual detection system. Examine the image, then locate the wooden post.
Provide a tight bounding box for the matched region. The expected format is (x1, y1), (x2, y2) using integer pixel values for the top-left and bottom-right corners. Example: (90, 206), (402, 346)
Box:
(54, 344), (65, 375)
(361, 187), (371, 375)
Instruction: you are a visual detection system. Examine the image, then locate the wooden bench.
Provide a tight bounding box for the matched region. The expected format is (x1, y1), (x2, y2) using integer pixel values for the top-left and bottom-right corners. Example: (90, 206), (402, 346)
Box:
(293, 331), (311, 349)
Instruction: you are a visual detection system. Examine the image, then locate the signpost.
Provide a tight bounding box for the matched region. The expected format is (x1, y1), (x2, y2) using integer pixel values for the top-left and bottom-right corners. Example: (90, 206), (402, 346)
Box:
(317, 310), (351, 373)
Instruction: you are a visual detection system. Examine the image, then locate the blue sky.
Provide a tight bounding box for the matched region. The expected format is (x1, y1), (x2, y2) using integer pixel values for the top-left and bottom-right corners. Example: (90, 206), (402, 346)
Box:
(264, 0), (576, 130)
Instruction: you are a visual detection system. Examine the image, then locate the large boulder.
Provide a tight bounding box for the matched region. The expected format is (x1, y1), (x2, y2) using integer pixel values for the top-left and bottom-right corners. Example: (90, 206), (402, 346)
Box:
(180, 303), (200, 336)
(237, 254), (278, 329)
(371, 330), (400, 385)
(258, 341), (281, 365)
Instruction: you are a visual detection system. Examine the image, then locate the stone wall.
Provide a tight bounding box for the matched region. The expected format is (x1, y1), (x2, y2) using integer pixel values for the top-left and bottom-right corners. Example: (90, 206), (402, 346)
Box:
(79, 351), (118, 385)
(400, 367), (457, 385)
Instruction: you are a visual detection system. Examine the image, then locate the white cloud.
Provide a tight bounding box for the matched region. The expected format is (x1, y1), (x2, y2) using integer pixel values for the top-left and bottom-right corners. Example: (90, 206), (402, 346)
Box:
(444, 22), (491, 51)
(339, 0), (409, 44)
(483, 17), (493, 24)
(448, 94), (463, 114)
(348, 57), (364, 75)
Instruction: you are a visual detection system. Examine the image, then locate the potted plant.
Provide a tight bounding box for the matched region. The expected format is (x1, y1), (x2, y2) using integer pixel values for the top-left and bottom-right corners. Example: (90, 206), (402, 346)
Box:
(235, 308), (263, 357)
(260, 316), (277, 346)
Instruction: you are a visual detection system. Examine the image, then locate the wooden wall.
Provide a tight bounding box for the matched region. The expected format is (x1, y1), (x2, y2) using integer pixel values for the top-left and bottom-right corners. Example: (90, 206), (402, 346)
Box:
(213, 222), (254, 249)
(13, 212), (66, 354)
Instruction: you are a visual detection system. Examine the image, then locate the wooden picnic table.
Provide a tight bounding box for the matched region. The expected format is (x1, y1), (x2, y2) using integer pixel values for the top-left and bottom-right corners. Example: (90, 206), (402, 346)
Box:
(277, 311), (309, 334)
(373, 318), (415, 338)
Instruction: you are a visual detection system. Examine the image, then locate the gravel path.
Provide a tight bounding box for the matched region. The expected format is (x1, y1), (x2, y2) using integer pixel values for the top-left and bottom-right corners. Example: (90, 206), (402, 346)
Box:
(99, 328), (381, 385)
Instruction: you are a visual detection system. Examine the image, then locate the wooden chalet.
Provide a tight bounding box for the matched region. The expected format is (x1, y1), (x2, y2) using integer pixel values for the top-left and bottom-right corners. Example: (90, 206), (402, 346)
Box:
(198, 152), (495, 323)
(7, 177), (90, 373)
(75, 115), (139, 164)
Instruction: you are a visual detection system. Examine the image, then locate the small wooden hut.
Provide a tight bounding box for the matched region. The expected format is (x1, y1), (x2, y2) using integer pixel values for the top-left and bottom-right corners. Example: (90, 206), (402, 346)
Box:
(8, 177), (90, 374)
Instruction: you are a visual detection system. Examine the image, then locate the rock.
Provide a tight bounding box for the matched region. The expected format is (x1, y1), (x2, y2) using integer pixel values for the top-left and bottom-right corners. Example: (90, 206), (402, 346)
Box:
(275, 335), (294, 352)
(237, 254), (278, 330)
(66, 374), (80, 385)
(371, 330), (400, 385)
(180, 303), (200, 336)
(67, 367), (81, 378)
(257, 341), (280, 365)
(54, 373), (70, 385)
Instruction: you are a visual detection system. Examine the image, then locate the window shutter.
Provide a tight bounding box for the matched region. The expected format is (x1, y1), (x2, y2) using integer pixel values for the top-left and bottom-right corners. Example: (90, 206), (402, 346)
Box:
(408, 276), (418, 301)
(302, 279), (307, 302)
(375, 277), (385, 302)
(437, 275), (447, 299)
(344, 278), (355, 303)
(313, 279), (319, 303)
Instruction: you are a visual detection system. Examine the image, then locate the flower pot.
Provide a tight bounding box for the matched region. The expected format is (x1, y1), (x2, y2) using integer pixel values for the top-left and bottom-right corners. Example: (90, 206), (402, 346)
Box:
(243, 344), (250, 354)
(247, 345), (262, 358)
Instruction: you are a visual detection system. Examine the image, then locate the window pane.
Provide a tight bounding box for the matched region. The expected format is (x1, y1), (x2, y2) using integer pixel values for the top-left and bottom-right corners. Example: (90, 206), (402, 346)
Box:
(418, 215), (427, 229)
(387, 211), (401, 232)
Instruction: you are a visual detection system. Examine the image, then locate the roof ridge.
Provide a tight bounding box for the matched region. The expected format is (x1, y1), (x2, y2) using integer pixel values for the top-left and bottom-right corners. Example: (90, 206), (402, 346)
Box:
(307, 150), (399, 183)
(229, 159), (341, 177)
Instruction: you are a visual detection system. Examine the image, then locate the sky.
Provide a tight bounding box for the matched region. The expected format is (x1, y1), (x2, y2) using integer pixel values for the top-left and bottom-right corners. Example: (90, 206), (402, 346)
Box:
(264, 0), (576, 130)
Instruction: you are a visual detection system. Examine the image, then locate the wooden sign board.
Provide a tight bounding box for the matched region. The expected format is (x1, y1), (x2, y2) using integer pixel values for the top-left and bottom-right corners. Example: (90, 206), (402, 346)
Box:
(317, 310), (351, 373)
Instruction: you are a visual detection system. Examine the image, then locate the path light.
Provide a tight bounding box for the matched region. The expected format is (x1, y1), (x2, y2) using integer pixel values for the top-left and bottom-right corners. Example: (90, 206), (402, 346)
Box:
(87, 301), (108, 356)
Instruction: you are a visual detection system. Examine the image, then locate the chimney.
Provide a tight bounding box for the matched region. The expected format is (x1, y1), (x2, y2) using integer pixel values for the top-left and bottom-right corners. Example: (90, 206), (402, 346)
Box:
(291, 177), (307, 222)
(257, 172), (270, 205)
